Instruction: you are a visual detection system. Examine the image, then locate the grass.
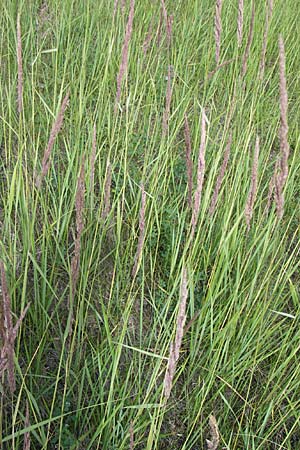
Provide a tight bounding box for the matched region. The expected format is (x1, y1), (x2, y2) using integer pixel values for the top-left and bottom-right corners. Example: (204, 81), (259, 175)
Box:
(0, 0), (300, 448)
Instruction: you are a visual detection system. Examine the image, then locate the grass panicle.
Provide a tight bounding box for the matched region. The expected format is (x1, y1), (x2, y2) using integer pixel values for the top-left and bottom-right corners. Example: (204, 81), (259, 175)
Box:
(214, 0), (223, 65)
(241, 0), (255, 77)
(1, 2), (299, 448)
(129, 421), (134, 450)
(184, 114), (193, 208)
(209, 131), (232, 216)
(23, 401), (31, 450)
(237, 0), (244, 47)
(206, 415), (220, 450)
(160, 0), (173, 47)
(0, 261), (30, 394)
(143, 19), (154, 56)
(191, 109), (207, 239)
(115, 0), (135, 112)
(275, 35), (289, 219)
(101, 159), (112, 221)
(0, 260), (14, 394)
(157, 7), (164, 47)
(259, 0), (274, 80)
(266, 159), (278, 215)
(163, 268), (188, 402)
(36, 91), (70, 188)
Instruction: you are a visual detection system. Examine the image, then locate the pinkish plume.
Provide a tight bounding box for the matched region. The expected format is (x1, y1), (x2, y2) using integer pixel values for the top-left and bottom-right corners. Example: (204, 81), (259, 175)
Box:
(36, 92), (70, 188)
(259, 0), (274, 80)
(0, 261), (30, 394)
(241, 1), (255, 77)
(265, 159), (278, 216)
(115, 0), (135, 113)
(237, 0), (244, 47)
(101, 159), (112, 221)
(275, 36), (289, 220)
(157, 7), (164, 47)
(129, 421), (134, 450)
(214, 0), (223, 65)
(143, 19), (154, 56)
(160, 0), (173, 47)
(209, 132), (232, 216)
(23, 401), (31, 450)
(167, 14), (174, 48)
(184, 114), (193, 208)
(0, 261), (14, 393)
(164, 268), (188, 402)
(191, 109), (207, 239)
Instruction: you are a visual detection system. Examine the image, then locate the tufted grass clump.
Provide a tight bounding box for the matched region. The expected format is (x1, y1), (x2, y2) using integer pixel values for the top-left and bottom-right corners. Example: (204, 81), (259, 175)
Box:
(0, 1), (299, 449)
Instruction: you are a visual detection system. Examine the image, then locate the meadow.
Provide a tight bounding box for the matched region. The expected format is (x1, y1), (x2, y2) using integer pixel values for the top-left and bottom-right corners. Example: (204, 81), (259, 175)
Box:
(0, 0), (300, 448)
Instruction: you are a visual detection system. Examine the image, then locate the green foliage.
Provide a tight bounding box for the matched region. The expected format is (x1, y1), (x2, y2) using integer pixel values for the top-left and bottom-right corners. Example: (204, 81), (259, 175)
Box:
(0, 0), (300, 449)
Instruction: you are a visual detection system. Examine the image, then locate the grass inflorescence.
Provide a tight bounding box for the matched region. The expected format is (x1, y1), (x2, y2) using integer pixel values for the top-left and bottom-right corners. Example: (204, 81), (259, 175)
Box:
(0, 1), (299, 449)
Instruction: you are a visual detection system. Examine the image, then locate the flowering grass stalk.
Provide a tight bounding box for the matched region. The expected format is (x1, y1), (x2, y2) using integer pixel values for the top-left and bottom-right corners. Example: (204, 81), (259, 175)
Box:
(0, 261), (30, 394)
(36, 91), (70, 188)
(259, 0), (274, 80)
(206, 415), (220, 450)
(191, 109), (207, 239)
(143, 19), (154, 56)
(164, 268), (188, 402)
(160, 0), (173, 47)
(237, 0), (244, 47)
(214, 0), (223, 65)
(275, 35), (289, 219)
(184, 114), (193, 208)
(115, 0), (135, 113)
(101, 159), (112, 221)
(241, 1), (255, 77)
(23, 401), (31, 450)
(0, 260), (14, 393)
(209, 132), (232, 216)
(265, 160), (278, 216)
(129, 421), (134, 450)
(156, 7), (163, 47)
